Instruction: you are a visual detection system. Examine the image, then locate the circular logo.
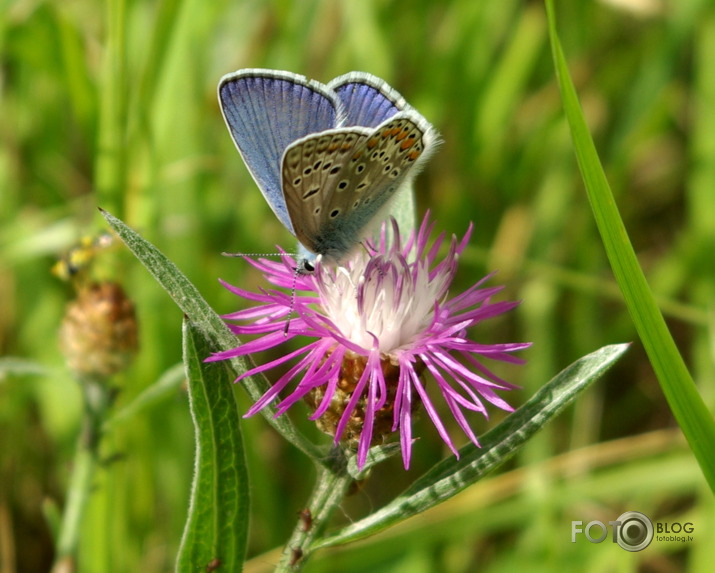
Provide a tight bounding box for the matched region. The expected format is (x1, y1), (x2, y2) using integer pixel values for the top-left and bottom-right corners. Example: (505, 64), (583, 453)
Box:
(615, 511), (653, 552)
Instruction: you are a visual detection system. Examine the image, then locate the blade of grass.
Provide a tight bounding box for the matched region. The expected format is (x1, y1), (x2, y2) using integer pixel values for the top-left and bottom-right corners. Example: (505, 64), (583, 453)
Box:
(545, 0), (715, 493)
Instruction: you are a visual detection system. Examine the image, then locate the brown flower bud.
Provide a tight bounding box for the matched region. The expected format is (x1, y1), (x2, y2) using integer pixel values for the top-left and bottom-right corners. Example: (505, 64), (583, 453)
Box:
(59, 282), (138, 380)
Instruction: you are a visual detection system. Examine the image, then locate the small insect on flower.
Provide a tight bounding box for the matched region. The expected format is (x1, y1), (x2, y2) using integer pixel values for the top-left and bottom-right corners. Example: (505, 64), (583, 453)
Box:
(207, 213), (531, 469)
(52, 232), (116, 285)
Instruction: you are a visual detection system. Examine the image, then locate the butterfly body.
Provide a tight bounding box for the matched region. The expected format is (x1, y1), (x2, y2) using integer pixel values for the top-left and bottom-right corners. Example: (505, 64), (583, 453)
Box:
(218, 69), (436, 270)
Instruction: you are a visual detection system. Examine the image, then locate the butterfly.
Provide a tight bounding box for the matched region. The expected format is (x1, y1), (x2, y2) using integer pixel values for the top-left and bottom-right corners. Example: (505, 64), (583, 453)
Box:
(218, 69), (437, 272)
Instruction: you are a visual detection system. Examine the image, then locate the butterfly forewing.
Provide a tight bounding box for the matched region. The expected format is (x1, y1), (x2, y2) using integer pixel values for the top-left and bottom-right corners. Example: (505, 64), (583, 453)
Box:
(281, 113), (430, 259)
(218, 70), (339, 232)
(328, 72), (407, 128)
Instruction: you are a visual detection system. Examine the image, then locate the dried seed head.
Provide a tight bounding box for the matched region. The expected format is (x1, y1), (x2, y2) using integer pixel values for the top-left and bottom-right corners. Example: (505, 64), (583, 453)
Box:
(59, 282), (138, 380)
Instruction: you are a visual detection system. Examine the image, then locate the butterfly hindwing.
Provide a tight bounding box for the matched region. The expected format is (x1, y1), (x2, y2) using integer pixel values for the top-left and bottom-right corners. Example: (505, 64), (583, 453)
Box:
(281, 112), (432, 260)
(282, 128), (371, 253)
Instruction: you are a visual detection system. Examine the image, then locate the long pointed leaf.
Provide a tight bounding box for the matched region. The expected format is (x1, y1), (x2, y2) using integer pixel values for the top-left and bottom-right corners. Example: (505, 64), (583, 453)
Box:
(315, 343), (629, 548)
(176, 319), (248, 570)
(101, 209), (323, 459)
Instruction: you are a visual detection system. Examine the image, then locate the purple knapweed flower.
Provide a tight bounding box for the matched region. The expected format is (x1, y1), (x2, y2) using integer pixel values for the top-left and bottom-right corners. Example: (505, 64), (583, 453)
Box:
(207, 213), (531, 469)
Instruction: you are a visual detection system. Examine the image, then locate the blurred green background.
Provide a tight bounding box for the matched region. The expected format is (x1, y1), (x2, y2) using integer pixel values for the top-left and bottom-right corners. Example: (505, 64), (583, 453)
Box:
(1, 0), (713, 571)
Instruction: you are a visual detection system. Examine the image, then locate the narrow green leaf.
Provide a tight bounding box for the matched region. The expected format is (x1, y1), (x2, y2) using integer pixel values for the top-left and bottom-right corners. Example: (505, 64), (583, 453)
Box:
(100, 209), (323, 460)
(348, 442), (402, 478)
(315, 344), (629, 548)
(176, 319), (248, 571)
(387, 184), (417, 234)
(100, 208), (239, 352)
(545, 0), (715, 493)
(368, 184), (416, 252)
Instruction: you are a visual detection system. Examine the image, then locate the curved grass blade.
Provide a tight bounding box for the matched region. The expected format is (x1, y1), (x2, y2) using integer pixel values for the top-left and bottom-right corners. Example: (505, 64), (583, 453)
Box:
(545, 0), (715, 493)
(314, 343), (629, 548)
(176, 319), (248, 570)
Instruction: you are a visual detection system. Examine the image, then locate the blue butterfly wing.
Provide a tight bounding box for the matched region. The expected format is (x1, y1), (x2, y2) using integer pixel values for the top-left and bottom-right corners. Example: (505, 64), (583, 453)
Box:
(326, 74), (437, 251)
(328, 72), (408, 128)
(218, 69), (339, 232)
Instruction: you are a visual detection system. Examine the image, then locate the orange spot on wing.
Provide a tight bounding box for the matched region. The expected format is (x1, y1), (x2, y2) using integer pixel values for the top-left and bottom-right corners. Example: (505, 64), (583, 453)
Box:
(400, 137), (416, 150)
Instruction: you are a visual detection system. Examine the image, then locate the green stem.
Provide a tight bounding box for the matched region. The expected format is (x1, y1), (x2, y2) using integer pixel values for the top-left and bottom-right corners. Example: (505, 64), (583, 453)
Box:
(54, 437), (95, 561)
(52, 379), (111, 571)
(275, 449), (354, 572)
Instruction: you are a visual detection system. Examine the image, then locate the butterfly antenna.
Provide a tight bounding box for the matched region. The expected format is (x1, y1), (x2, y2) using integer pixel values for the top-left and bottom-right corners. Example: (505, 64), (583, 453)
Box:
(283, 266), (302, 336)
(221, 251), (298, 260)
(221, 251), (300, 334)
